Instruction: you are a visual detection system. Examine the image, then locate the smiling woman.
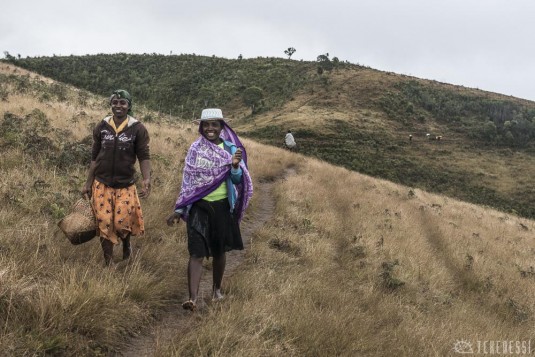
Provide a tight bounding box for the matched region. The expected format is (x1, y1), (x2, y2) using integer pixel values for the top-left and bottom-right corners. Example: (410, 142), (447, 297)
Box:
(81, 89), (152, 266)
(166, 108), (254, 311)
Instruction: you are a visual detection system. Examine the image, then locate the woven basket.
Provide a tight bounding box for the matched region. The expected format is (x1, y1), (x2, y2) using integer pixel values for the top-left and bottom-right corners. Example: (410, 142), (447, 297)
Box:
(58, 195), (97, 245)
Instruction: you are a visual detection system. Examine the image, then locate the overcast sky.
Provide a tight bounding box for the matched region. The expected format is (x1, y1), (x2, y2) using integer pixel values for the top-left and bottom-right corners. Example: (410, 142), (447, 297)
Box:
(1, 0), (534, 101)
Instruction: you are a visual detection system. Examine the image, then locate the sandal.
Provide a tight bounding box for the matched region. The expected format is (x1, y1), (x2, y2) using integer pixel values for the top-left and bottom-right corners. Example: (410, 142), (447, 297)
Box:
(182, 300), (197, 311)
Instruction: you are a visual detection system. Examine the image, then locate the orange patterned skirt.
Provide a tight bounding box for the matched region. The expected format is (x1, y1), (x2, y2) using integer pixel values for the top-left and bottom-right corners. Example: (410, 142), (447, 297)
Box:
(91, 180), (145, 244)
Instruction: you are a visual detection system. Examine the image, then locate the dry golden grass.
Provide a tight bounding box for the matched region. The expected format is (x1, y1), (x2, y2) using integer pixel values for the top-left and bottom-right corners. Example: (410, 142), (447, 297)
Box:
(2, 64), (535, 356)
(0, 65), (196, 354)
(159, 150), (535, 356)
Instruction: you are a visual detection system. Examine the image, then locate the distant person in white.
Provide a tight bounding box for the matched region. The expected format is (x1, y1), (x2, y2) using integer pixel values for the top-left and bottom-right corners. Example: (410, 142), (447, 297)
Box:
(285, 130), (296, 150)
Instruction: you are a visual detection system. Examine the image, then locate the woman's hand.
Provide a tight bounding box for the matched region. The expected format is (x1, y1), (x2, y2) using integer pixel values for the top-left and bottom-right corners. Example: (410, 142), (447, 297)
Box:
(139, 179), (151, 199)
(166, 212), (181, 226)
(81, 182), (92, 198)
(232, 148), (242, 169)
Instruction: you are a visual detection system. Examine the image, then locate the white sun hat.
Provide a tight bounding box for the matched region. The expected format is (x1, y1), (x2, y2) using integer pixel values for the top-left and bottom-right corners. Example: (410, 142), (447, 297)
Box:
(195, 108), (232, 122)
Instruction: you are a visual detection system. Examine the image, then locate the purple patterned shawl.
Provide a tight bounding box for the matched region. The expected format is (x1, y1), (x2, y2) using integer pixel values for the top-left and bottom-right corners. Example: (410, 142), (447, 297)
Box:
(174, 122), (253, 222)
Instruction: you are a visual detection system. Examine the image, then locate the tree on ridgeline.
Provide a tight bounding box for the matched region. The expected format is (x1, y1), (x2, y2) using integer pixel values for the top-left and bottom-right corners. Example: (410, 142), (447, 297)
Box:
(332, 56), (340, 70)
(317, 53), (334, 73)
(3, 51), (15, 62)
(284, 47), (296, 59)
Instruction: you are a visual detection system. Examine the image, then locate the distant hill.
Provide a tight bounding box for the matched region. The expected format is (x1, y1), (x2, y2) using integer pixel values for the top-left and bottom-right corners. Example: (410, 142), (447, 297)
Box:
(4, 54), (535, 218)
(238, 66), (535, 219)
(5, 53), (313, 118)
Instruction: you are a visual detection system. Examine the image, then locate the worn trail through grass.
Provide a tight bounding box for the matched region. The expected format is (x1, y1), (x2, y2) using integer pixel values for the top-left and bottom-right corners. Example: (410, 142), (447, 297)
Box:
(120, 172), (281, 357)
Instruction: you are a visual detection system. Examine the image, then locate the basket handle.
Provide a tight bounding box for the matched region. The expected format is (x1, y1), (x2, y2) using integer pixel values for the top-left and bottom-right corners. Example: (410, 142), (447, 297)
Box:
(83, 193), (95, 211)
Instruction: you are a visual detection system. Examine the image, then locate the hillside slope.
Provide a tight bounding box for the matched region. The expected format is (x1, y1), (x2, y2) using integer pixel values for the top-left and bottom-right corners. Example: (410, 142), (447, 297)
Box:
(6, 54), (535, 219)
(1, 64), (535, 356)
(235, 67), (535, 219)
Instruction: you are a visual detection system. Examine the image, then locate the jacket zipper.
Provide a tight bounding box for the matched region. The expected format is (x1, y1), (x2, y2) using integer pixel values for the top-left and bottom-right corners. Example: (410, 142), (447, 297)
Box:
(107, 118), (137, 186)
(111, 122), (119, 185)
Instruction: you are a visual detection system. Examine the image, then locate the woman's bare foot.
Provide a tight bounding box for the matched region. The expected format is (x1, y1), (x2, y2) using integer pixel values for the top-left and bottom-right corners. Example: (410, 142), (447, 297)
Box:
(212, 289), (224, 301)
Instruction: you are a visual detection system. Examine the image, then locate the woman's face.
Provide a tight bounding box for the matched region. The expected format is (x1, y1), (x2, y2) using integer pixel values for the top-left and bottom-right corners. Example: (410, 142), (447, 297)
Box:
(111, 96), (129, 119)
(201, 120), (223, 143)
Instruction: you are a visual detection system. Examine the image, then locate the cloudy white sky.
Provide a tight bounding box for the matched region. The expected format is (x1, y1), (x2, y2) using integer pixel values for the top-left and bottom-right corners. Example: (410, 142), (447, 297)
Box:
(1, 0), (534, 101)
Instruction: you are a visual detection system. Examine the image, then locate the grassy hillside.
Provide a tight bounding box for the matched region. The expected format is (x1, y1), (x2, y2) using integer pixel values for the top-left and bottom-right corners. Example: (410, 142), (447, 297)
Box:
(5, 54), (535, 220)
(5, 53), (315, 118)
(0, 63), (193, 354)
(237, 68), (535, 219)
(160, 152), (535, 357)
(2, 64), (535, 356)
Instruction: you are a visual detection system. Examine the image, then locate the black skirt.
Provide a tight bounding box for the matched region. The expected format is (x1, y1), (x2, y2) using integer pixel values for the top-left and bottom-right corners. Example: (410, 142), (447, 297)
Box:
(186, 198), (243, 258)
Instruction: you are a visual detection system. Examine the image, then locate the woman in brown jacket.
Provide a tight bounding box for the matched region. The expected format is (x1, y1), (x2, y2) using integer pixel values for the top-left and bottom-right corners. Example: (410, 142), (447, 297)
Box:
(82, 89), (151, 266)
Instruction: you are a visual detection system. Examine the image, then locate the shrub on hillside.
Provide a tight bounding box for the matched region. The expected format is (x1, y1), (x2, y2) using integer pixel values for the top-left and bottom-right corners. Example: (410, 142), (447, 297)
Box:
(0, 83), (8, 101)
(0, 112), (23, 146)
(0, 111), (92, 168)
(54, 135), (92, 170)
(0, 112), (48, 150)
(23, 132), (57, 157)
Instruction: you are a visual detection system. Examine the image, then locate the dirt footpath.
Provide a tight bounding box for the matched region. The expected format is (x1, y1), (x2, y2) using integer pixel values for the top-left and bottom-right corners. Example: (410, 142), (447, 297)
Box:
(120, 177), (277, 357)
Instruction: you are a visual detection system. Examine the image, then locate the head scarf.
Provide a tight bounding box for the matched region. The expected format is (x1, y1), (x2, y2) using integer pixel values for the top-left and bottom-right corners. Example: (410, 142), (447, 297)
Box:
(174, 121), (253, 222)
(110, 89), (133, 115)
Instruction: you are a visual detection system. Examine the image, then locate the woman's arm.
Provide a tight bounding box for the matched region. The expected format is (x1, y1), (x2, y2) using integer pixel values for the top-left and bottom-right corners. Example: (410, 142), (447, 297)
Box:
(81, 160), (97, 196)
(136, 124), (151, 198)
(139, 159), (151, 198)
